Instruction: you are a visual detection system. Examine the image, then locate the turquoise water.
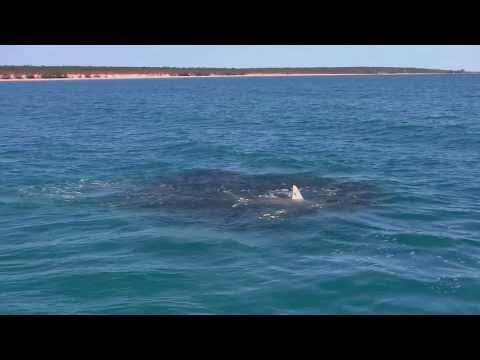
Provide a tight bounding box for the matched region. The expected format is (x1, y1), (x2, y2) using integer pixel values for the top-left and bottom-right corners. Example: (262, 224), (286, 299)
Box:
(1, 75), (479, 314)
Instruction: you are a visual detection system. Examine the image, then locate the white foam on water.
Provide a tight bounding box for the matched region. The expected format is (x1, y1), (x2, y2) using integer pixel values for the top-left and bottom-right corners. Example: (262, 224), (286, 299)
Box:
(18, 179), (117, 201)
(232, 197), (250, 208)
(257, 209), (289, 220)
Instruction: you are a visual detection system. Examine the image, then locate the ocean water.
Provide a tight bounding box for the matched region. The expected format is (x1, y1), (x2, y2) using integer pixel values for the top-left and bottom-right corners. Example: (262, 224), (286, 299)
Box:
(1, 75), (479, 314)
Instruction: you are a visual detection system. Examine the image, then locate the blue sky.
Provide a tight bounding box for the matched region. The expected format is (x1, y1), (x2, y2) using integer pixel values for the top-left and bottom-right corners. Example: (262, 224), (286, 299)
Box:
(1, 46), (478, 70)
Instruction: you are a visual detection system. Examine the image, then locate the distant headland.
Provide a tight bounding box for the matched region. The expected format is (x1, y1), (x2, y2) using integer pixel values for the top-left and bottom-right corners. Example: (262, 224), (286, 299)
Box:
(0, 66), (469, 81)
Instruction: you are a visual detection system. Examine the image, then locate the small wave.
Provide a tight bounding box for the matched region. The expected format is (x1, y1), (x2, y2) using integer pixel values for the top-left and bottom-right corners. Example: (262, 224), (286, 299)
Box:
(321, 187), (338, 196)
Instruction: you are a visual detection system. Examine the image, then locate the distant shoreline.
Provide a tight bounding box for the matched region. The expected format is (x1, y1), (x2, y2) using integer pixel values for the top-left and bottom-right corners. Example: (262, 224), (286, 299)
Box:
(0, 72), (475, 82)
(0, 66), (470, 82)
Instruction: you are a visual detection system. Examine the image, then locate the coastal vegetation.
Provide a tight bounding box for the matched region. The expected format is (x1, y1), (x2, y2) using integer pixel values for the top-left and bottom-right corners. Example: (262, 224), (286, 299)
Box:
(0, 66), (466, 79)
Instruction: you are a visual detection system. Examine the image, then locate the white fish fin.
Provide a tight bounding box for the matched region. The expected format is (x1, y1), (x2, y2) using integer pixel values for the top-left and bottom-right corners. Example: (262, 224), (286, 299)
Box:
(291, 185), (304, 201)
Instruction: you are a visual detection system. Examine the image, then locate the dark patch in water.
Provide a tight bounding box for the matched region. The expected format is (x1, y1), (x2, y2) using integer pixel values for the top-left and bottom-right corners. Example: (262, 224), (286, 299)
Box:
(119, 169), (381, 223)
